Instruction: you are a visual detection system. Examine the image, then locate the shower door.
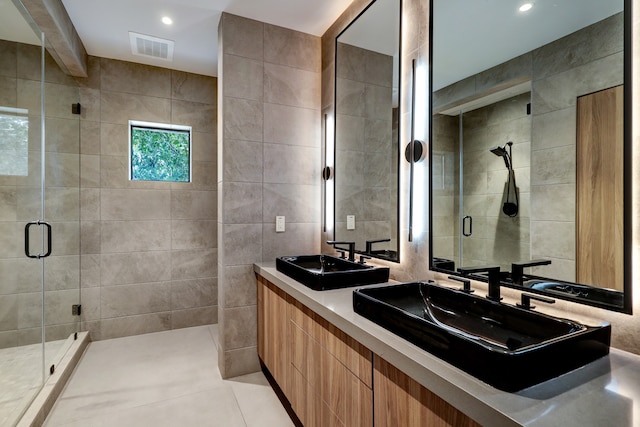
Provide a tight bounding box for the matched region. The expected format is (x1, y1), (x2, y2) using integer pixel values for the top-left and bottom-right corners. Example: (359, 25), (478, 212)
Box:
(0, 0), (81, 425)
(431, 93), (532, 273)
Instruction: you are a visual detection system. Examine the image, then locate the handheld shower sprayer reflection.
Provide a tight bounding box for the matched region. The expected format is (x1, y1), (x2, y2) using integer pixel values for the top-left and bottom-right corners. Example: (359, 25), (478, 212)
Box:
(490, 142), (518, 217)
(490, 142), (513, 170)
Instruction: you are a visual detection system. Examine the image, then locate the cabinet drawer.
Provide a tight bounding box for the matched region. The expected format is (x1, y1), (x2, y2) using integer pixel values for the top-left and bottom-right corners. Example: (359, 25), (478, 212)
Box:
(291, 299), (372, 388)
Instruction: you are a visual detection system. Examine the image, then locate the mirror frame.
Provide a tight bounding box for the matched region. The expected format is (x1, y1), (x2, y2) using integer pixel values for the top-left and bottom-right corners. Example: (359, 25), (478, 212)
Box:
(428, 0), (633, 314)
(332, 0), (403, 263)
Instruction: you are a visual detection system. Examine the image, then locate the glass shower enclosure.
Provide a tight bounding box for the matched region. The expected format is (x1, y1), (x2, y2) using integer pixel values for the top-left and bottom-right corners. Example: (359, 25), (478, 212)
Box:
(0, 0), (80, 425)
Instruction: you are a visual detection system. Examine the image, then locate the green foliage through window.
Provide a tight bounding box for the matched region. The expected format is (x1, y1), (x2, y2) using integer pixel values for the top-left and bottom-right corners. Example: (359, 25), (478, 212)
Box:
(130, 122), (191, 182)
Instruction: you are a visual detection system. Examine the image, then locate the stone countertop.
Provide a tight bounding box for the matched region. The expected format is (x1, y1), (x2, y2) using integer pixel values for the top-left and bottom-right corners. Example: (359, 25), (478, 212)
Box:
(255, 262), (640, 427)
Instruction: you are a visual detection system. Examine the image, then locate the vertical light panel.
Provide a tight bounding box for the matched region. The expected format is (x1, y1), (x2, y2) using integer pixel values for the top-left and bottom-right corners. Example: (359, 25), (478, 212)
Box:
(412, 61), (429, 238)
(325, 114), (335, 232)
(632, 0), (639, 308)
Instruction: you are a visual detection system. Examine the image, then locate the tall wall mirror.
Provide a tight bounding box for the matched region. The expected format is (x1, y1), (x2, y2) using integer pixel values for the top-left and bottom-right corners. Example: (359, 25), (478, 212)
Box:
(333, 0), (401, 262)
(429, 0), (632, 313)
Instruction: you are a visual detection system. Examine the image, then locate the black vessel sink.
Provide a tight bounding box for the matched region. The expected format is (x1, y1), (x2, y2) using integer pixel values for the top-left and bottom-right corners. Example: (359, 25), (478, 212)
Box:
(276, 255), (389, 291)
(353, 281), (611, 391)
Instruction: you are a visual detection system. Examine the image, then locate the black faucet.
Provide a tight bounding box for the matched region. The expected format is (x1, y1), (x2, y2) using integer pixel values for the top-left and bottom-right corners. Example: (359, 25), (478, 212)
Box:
(511, 259), (552, 286)
(517, 293), (555, 310)
(457, 266), (502, 301)
(365, 238), (391, 254)
(326, 240), (356, 262)
(448, 276), (474, 294)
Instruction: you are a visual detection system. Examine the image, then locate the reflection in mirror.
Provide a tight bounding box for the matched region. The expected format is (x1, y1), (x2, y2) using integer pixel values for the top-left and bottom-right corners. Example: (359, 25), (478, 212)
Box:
(430, 0), (631, 312)
(334, 0), (401, 262)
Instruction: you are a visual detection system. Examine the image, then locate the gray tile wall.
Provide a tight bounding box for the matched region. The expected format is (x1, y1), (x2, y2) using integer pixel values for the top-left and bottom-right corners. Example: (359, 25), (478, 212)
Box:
(335, 42), (396, 251)
(75, 57), (218, 341)
(218, 13), (321, 378)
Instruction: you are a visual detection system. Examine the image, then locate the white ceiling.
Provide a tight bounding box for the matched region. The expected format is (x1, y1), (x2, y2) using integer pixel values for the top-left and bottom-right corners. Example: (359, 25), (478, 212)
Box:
(0, 0), (626, 84)
(433, 0), (624, 90)
(58, 0), (354, 77)
(0, 0), (41, 45)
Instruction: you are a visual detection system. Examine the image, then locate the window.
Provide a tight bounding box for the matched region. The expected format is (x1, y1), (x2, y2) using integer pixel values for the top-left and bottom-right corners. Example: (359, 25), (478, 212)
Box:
(129, 120), (191, 182)
(0, 107), (29, 177)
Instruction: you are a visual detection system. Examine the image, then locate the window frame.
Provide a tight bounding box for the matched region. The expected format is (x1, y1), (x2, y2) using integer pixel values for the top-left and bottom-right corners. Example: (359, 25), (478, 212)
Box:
(128, 120), (193, 183)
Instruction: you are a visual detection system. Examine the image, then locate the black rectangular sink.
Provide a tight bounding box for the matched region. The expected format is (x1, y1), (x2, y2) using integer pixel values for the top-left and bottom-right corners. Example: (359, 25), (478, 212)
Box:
(353, 281), (611, 391)
(276, 255), (390, 291)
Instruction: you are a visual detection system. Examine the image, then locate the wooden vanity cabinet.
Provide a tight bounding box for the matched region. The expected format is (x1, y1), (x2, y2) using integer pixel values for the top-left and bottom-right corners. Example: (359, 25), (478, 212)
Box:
(289, 298), (373, 427)
(258, 276), (372, 426)
(374, 357), (482, 427)
(257, 275), (481, 427)
(257, 275), (290, 395)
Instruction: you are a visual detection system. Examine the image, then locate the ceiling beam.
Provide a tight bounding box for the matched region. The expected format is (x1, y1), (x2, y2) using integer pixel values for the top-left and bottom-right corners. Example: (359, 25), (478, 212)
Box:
(19, 0), (88, 77)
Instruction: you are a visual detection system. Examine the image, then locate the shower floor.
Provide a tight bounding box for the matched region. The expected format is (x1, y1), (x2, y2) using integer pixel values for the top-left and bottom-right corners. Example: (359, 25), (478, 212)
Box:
(0, 339), (68, 427)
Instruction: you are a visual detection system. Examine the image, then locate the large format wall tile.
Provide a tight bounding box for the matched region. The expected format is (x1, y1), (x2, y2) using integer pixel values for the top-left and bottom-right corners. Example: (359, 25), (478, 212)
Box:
(0, 76), (17, 106)
(263, 143), (319, 185)
(100, 312), (172, 340)
(172, 71), (217, 105)
(263, 104), (320, 147)
(171, 99), (216, 134)
(171, 306), (217, 329)
(222, 182), (262, 224)
(261, 222), (319, 261)
(101, 282), (172, 318)
(220, 265), (256, 308)
(222, 54), (264, 101)
(222, 305), (257, 349)
(0, 40), (17, 78)
(171, 248), (218, 280)
(171, 278), (217, 310)
(100, 91), (171, 125)
(101, 251), (172, 286)
(101, 189), (171, 220)
(222, 139), (263, 183)
(171, 190), (216, 220)
(220, 14), (264, 61)
(100, 220), (172, 253)
(100, 59), (171, 98)
(264, 24), (321, 72)
(171, 220), (217, 250)
(223, 97), (263, 142)
(264, 63), (321, 109)
(222, 224), (262, 266)
(262, 183), (319, 224)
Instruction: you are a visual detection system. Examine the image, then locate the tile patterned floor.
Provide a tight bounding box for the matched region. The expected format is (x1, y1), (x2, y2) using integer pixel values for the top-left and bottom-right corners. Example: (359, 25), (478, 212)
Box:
(0, 339), (68, 427)
(43, 325), (294, 427)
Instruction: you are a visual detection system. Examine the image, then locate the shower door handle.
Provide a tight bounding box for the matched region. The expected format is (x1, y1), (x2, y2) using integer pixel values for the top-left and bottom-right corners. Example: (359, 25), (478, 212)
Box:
(25, 221), (52, 259)
(462, 215), (473, 237)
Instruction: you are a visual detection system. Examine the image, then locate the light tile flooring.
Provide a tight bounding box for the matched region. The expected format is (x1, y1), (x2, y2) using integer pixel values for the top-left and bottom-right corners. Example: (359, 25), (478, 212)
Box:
(0, 339), (68, 427)
(43, 325), (294, 427)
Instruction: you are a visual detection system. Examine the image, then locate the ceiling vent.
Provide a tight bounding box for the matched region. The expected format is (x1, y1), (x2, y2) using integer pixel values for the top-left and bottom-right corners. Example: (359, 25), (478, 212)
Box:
(129, 32), (174, 61)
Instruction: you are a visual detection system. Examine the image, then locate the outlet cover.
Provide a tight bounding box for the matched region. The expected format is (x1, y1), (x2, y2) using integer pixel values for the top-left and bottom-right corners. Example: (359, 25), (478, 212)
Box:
(347, 215), (355, 230)
(276, 216), (285, 232)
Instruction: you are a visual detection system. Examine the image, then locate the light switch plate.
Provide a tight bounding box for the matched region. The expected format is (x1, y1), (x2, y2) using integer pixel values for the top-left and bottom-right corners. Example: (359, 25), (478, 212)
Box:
(347, 215), (355, 230)
(276, 216), (285, 232)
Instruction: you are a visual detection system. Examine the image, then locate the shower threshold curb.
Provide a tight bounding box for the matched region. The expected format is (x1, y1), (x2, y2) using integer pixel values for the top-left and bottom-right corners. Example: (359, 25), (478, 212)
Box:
(17, 332), (90, 427)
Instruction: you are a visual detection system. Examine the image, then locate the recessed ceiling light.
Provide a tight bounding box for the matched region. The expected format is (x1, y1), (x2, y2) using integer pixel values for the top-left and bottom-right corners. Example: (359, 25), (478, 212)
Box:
(519, 3), (533, 12)
(162, 16), (173, 25)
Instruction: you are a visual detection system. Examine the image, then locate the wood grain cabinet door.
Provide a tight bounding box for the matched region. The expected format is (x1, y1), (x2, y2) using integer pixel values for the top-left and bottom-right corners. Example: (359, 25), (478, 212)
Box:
(257, 276), (290, 396)
(576, 85), (624, 291)
(374, 356), (481, 427)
